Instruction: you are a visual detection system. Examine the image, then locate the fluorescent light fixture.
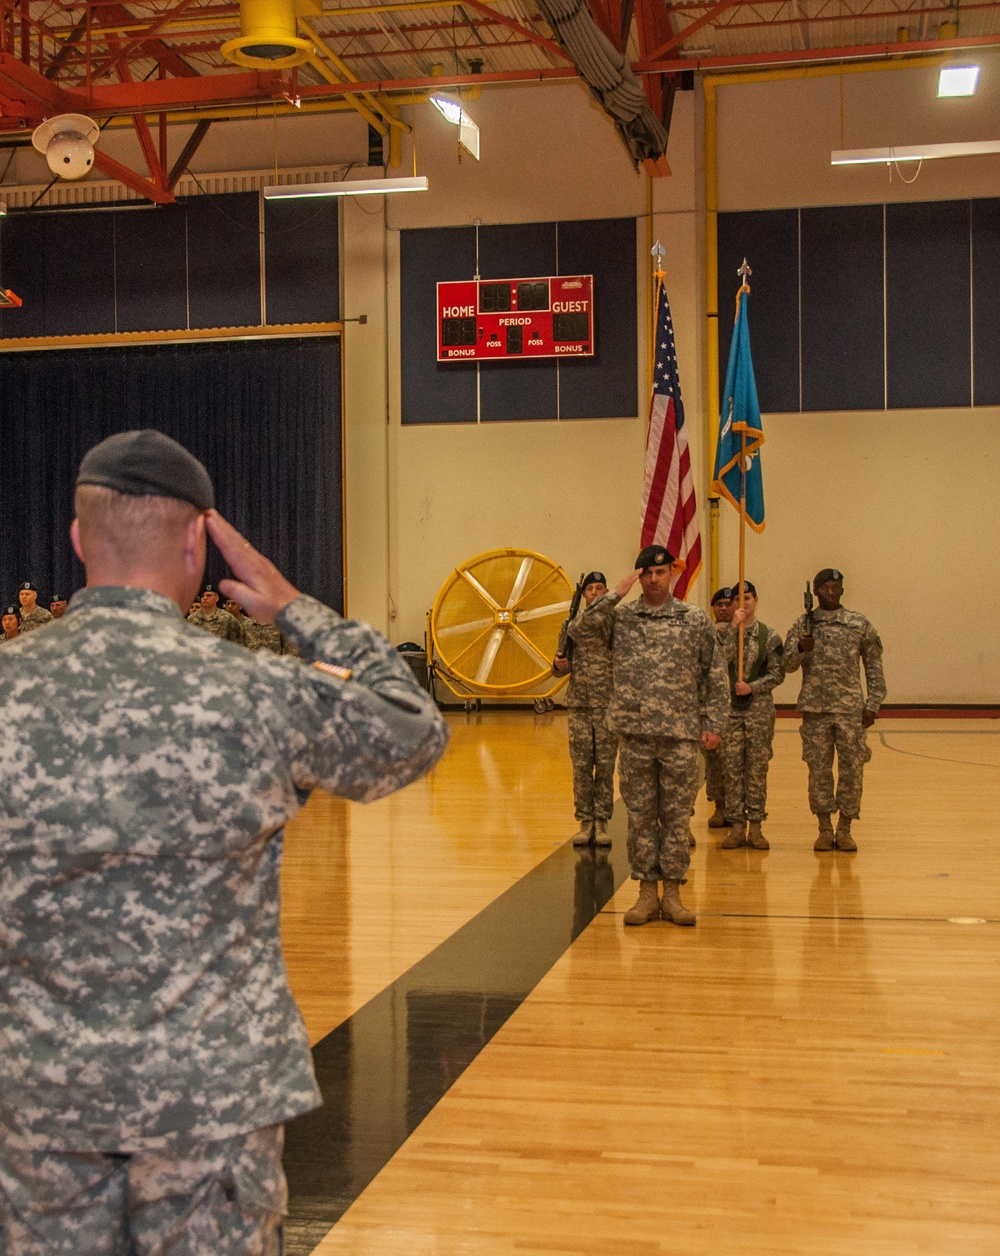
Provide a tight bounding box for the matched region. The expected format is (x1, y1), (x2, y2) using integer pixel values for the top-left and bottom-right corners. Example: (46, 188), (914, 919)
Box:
(938, 64), (980, 96)
(262, 176), (429, 199)
(430, 93), (464, 125)
(832, 139), (1000, 164)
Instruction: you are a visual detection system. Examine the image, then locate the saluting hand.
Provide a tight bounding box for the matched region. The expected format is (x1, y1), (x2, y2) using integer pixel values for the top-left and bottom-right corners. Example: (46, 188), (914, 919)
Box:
(206, 510), (300, 626)
(615, 571), (639, 599)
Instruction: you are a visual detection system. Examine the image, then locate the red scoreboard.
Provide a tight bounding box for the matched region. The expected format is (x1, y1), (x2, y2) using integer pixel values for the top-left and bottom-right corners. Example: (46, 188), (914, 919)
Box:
(437, 275), (594, 362)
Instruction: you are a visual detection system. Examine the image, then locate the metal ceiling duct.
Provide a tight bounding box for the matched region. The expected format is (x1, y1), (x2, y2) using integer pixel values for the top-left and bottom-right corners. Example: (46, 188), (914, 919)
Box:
(533, 0), (668, 166)
(221, 0), (319, 69)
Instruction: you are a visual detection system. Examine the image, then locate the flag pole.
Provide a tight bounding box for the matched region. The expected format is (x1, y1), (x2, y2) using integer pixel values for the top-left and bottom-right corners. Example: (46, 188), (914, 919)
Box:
(735, 258), (752, 684)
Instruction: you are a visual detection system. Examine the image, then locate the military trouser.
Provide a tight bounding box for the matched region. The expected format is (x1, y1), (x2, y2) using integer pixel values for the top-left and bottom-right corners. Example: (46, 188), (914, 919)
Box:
(800, 712), (872, 820)
(568, 707), (618, 822)
(723, 697), (775, 822)
(618, 734), (698, 883)
(702, 743), (724, 805)
(0, 1125), (285, 1256)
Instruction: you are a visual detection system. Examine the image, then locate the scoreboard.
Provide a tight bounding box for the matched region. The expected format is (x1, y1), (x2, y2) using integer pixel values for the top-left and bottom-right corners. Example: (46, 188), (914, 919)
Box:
(437, 275), (594, 362)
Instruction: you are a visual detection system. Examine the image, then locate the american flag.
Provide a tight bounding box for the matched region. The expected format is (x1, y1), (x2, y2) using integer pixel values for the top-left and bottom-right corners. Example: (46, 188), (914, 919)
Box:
(640, 275), (702, 599)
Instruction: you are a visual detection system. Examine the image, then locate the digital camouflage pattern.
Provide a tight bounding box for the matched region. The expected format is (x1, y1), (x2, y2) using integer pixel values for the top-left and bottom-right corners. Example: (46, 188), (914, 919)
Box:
(241, 616), (297, 656)
(702, 745), (724, 804)
(619, 736), (699, 882)
(586, 591), (728, 881)
(784, 606), (885, 818)
(187, 606), (244, 644)
(0, 1123), (286, 1256)
(717, 621), (784, 822)
(0, 587), (448, 1152)
(17, 607), (53, 635)
(558, 607), (616, 823)
(800, 714), (871, 818)
(783, 607), (886, 715)
(567, 709), (617, 823)
(584, 592), (729, 740)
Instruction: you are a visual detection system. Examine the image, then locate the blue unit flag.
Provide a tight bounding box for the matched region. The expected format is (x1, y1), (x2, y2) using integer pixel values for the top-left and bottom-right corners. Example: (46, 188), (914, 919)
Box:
(712, 287), (765, 532)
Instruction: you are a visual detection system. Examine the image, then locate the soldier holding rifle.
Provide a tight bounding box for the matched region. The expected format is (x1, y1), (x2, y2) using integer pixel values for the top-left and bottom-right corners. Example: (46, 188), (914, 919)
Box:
(554, 571), (617, 848)
(783, 568), (886, 851)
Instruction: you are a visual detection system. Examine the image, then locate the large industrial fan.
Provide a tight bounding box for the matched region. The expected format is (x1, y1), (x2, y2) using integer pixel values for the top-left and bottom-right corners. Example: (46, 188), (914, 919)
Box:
(428, 548), (573, 710)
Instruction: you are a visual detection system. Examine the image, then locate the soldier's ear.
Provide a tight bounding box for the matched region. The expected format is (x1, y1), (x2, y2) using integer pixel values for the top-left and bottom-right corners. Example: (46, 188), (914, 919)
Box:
(70, 518), (84, 563)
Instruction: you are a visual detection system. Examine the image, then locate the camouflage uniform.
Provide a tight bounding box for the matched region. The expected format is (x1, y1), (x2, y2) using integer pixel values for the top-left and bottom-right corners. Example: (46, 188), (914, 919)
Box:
(187, 606), (244, 643)
(784, 606), (886, 818)
(585, 592), (728, 882)
(558, 606), (617, 823)
(0, 587), (448, 1244)
(242, 615), (298, 657)
(17, 607), (52, 634)
(717, 620), (784, 822)
(702, 743), (724, 806)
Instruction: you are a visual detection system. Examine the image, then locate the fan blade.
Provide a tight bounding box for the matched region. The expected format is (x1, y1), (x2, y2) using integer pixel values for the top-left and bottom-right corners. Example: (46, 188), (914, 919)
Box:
(437, 615), (494, 639)
(509, 625), (551, 670)
(505, 557), (534, 608)
(459, 569), (501, 611)
(448, 623), (497, 670)
(474, 627), (505, 685)
(515, 600), (572, 624)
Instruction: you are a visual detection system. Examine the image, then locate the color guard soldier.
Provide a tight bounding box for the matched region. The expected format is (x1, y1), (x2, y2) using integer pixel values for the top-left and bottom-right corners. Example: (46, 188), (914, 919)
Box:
(553, 571), (616, 848)
(704, 586), (734, 828)
(783, 568), (887, 851)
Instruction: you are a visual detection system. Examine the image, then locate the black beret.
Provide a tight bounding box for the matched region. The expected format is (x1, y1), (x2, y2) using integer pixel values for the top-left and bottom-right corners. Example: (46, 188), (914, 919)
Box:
(710, 587), (733, 605)
(813, 568), (843, 590)
(3, 606), (16, 616)
(635, 545), (675, 570)
(50, 595), (64, 603)
(77, 430), (214, 511)
(202, 585), (216, 594)
(732, 580), (757, 598)
(581, 571), (607, 588)
(20, 582), (38, 593)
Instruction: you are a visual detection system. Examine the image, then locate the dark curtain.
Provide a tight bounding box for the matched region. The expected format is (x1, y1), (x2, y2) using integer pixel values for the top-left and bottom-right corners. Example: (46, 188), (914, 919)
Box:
(0, 337), (343, 611)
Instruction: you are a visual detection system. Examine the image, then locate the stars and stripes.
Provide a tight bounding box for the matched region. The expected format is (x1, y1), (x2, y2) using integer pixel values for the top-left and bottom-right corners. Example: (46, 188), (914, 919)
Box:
(640, 274), (702, 599)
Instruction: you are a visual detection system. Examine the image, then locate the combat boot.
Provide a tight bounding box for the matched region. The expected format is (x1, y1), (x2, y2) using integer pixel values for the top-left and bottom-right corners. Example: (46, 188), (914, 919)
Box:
(571, 822), (593, 847)
(660, 880), (696, 926)
(813, 814), (835, 851)
(623, 880), (661, 926)
(708, 801), (728, 828)
(747, 820), (769, 850)
(688, 827), (697, 849)
(594, 820), (612, 848)
(720, 820), (746, 849)
(835, 815), (857, 851)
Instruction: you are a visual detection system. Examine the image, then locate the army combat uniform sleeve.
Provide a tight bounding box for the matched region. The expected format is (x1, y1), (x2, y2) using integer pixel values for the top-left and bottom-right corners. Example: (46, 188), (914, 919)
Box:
(860, 621), (887, 714)
(783, 613), (808, 674)
(698, 613), (729, 735)
(752, 628), (785, 696)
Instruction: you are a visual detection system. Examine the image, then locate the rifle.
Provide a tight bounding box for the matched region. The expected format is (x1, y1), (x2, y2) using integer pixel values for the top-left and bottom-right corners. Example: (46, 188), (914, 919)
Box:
(555, 573), (586, 667)
(804, 581), (815, 637)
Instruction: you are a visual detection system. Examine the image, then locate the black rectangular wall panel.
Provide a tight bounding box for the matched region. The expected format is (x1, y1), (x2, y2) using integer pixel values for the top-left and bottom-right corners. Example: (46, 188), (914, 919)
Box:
(0, 212), (46, 338)
(264, 197), (340, 325)
(185, 192), (261, 329)
(556, 217), (637, 420)
(399, 225), (478, 425)
(42, 211), (116, 336)
(971, 198), (1000, 406)
(114, 205), (188, 333)
(800, 204), (884, 412)
(886, 199), (971, 409)
(478, 222), (558, 423)
(717, 209), (799, 413)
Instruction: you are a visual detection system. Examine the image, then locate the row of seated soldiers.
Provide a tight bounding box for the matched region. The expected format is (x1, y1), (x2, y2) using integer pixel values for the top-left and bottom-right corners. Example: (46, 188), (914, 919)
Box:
(2, 581), (296, 657)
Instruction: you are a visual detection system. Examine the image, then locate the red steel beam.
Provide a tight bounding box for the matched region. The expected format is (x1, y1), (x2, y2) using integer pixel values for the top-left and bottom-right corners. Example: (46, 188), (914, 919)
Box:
(87, 0), (200, 80)
(0, 48), (69, 108)
(637, 29), (1000, 69)
(109, 36), (168, 190)
(642, 0), (743, 61)
(92, 148), (175, 201)
(458, 0), (572, 61)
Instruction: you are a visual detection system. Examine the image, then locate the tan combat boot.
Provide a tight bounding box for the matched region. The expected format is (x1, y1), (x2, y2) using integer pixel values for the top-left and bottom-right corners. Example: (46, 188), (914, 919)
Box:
(594, 820), (612, 848)
(813, 814), (835, 851)
(571, 822), (593, 847)
(660, 880), (696, 926)
(708, 801), (728, 828)
(721, 820), (746, 849)
(623, 879), (661, 926)
(835, 815), (857, 851)
(688, 827), (697, 849)
(747, 820), (769, 850)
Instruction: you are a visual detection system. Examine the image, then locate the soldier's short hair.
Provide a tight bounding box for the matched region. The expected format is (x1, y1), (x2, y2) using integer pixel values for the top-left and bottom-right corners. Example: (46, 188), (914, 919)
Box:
(75, 485), (200, 565)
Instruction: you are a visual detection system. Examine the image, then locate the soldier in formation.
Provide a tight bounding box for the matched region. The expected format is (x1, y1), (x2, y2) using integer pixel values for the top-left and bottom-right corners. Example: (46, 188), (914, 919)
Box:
(49, 595), (68, 619)
(17, 583), (52, 633)
(783, 568), (886, 851)
(227, 596), (299, 657)
(187, 583), (244, 643)
(585, 545), (727, 927)
(716, 581), (784, 850)
(0, 430), (448, 1251)
(553, 571), (616, 848)
(704, 586), (734, 828)
(1, 607), (19, 643)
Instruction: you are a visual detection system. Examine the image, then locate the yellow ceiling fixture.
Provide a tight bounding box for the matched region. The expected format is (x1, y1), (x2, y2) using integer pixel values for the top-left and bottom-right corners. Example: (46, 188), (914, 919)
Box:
(221, 0), (319, 70)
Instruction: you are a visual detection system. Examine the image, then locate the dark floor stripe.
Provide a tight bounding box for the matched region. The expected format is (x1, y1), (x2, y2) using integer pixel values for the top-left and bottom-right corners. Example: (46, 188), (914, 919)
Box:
(281, 817), (631, 1254)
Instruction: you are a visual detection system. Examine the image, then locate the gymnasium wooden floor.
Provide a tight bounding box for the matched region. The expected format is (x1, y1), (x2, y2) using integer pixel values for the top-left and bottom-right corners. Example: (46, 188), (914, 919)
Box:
(280, 713), (1000, 1255)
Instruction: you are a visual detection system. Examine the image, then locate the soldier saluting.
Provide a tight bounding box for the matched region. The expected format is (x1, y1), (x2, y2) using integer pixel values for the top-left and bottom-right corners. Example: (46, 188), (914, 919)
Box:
(783, 568), (886, 852)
